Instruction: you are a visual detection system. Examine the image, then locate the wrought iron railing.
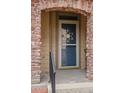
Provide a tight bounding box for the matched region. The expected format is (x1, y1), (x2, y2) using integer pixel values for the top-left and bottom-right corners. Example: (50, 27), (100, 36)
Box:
(49, 51), (56, 93)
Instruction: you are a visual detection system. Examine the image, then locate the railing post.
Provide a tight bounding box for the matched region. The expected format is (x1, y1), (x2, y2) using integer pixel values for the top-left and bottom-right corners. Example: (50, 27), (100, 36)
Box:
(49, 51), (56, 93)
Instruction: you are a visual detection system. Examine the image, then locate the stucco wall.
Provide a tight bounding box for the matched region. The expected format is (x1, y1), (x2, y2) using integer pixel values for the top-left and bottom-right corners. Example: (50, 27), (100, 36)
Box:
(49, 12), (87, 70)
(80, 15), (87, 69)
(40, 11), (87, 71)
(50, 12), (57, 67)
(41, 12), (50, 73)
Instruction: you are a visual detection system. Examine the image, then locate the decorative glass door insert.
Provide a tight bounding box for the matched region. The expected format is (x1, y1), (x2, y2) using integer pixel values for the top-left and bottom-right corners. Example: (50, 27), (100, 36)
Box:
(59, 20), (79, 68)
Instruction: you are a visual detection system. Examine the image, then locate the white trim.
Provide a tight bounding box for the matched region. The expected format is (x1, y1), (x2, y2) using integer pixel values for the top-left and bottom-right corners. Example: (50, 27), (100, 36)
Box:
(62, 44), (76, 46)
(58, 20), (79, 69)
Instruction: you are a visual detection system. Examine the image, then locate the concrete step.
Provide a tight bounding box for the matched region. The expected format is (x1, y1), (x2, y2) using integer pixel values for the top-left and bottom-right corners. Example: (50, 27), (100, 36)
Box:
(48, 82), (93, 93)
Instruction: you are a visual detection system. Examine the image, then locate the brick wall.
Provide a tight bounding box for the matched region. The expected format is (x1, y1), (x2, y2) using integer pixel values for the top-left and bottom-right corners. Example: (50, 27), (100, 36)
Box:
(86, 11), (93, 80)
(32, 87), (48, 93)
(31, 0), (42, 83)
(31, 0), (93, 84)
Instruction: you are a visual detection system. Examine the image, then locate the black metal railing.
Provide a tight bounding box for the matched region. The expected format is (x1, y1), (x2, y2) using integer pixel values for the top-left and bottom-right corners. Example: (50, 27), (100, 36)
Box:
(49, 51), (56, 93)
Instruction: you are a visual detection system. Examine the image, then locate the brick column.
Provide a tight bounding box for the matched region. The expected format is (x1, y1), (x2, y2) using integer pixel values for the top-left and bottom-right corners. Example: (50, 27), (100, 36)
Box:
(86, 12), (93, 80)
(31, 0), (42, 84)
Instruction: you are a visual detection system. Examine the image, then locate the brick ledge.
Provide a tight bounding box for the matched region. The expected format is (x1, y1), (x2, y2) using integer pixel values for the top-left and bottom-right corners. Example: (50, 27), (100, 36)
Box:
(32, 82), (48, 88)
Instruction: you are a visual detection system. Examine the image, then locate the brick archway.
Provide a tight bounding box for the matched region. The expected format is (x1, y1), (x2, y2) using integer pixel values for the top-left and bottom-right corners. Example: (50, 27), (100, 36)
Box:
(31, 0), (93, 83)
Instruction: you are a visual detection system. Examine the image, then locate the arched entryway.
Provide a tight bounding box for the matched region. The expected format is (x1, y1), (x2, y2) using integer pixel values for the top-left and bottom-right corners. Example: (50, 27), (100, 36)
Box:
(31, 0), (93, 84)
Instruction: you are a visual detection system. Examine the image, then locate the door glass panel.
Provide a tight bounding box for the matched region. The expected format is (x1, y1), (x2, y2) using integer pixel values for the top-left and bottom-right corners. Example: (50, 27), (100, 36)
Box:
(62, 45), (76, 66)
(61, 23), (77, 67)
(61, 24), (76, 44)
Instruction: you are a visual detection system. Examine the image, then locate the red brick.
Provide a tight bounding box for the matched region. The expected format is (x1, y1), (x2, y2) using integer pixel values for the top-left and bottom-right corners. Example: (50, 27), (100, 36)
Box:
(32, 87), (48, 93)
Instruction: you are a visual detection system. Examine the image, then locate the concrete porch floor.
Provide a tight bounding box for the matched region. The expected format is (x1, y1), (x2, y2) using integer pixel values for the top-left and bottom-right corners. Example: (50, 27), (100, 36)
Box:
(48, 69), (93, 93)
(32, 69), (93, 93)
(56, 69), (92, 84)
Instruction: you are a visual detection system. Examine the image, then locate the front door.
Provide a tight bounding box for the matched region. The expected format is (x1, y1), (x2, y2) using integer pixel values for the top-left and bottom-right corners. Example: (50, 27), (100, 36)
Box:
(58, 20), (79, 69)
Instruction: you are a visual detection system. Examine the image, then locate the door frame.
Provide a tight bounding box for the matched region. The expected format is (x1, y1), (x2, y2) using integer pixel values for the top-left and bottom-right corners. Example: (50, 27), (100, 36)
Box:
(58, 20), (79, 69)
